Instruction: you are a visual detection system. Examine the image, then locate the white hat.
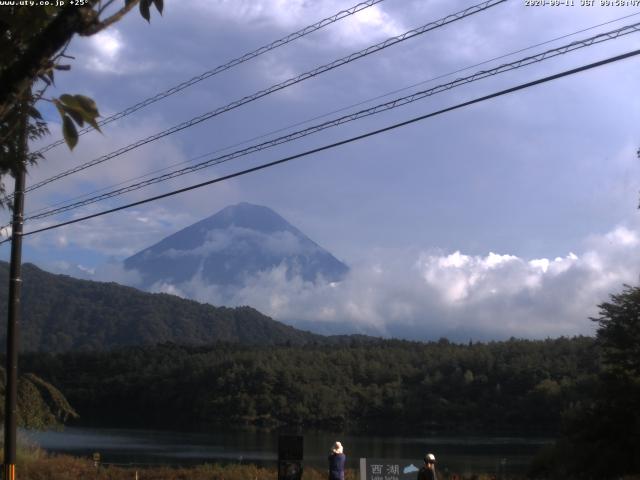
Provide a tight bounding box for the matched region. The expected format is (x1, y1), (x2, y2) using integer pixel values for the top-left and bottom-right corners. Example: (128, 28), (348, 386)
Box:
(332, 441), (343, 454)
(424, 453), (436, 463)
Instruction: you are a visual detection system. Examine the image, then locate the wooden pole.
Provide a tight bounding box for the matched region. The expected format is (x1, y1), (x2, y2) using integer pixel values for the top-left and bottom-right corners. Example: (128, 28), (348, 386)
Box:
(3, 99), (28, 480)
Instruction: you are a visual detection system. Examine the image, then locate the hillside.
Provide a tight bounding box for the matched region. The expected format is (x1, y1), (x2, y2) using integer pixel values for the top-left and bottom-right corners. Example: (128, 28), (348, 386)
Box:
(0, 261), (327, 352)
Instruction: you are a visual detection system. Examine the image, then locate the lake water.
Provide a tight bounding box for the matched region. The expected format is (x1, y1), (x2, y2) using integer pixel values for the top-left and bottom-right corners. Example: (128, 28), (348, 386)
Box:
(23, 427), (551, 476)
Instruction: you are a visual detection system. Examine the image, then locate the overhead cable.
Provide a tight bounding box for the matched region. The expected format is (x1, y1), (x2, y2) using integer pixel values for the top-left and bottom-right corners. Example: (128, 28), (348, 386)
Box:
(7, 47), (639, 242)
(32, 0), (388, 156)
(25, 10), (640, 219)
(23, 21), (640, 222)
(19, 0), (506, 197)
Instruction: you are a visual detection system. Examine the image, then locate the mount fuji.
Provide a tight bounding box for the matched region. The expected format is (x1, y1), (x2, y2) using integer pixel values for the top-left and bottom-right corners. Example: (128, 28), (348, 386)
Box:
(124, 203), (349, 293)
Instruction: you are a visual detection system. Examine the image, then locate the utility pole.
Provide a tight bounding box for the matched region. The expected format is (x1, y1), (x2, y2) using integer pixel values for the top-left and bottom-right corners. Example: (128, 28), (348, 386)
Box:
(3, 101), (28, 480)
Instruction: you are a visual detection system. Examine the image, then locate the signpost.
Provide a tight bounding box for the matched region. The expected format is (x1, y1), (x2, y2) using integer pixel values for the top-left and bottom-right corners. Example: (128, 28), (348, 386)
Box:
(359, 458), (422, 480)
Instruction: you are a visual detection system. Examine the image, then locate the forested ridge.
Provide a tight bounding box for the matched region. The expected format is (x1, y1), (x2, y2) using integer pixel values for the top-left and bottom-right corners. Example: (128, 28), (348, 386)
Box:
(0, 262), (334, 351)
(21, 336), (597, 434)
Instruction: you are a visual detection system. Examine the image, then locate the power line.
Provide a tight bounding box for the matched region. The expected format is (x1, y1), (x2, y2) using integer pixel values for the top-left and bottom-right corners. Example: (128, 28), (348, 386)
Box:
(23, 21), (640, 222)
(25, 10), (640, 219)
(32, 0), (388, 156)
(9, 47), (639, 243)
(18, 0), (506, 197)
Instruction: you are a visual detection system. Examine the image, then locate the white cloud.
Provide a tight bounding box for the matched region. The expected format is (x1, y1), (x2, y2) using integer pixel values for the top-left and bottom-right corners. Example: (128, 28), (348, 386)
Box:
(151, 280), (186, 298)
(190, 0), (403, 47)
(91, 29), (123, 59)
(604, 225), (638, 247)
(55, 234), (69, 248)
(87, 29), (124, 73)
(79, 28), (157, 75)
(331, 4), (403, 45)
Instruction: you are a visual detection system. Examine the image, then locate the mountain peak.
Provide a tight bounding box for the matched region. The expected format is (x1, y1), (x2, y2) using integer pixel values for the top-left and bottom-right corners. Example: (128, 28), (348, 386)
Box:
(201, 202), (301, 234)
(124, 203), (349, 291)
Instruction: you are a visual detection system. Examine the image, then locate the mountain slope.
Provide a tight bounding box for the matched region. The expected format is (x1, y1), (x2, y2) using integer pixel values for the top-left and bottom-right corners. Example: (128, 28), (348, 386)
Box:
(0, 262), (326, 352)
(124, 202), (349, 289)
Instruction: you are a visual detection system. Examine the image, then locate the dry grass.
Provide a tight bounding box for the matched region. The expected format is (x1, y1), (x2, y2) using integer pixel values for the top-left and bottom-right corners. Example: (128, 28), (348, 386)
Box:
(16, 454), (360, 480)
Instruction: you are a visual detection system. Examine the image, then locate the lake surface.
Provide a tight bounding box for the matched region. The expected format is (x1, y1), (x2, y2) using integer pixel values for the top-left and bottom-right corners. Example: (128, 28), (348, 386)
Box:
(23, 427), (551, 476)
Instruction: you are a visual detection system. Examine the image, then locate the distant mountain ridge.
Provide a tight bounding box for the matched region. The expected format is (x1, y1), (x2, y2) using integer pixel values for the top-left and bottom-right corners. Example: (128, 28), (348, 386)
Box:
(124, 202), (349, 290)
(0, 261), (347, 352)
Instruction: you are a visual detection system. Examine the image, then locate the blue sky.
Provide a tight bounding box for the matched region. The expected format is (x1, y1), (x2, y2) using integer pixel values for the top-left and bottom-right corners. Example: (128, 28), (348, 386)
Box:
(2, 0), (640, 340)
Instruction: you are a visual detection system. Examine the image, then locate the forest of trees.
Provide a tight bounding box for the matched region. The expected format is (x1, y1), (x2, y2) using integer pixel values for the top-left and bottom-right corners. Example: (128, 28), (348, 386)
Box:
(20, 336), (598, 435)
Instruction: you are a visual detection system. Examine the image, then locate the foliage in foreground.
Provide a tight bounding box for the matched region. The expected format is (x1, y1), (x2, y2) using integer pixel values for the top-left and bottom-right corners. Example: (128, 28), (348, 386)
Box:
(530, 285), (640, 479)
(0, 368), (77, 429)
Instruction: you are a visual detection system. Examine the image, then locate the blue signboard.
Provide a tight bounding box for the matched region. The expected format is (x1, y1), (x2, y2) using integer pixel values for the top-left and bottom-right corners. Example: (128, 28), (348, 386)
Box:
(359, 458), (422, 480)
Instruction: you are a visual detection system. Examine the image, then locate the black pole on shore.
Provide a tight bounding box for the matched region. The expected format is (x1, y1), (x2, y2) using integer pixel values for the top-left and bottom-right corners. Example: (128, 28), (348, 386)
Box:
(3, 102), (28, 480)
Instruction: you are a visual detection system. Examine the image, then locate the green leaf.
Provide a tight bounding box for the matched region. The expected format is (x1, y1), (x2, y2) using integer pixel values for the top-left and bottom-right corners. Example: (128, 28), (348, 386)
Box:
(63, 105), (85, 128)
(139, 0), (151, 22)
(62, 115), (78, 150)
(73, 94), (99, 116)
(61, 94), (99, 116)
(86, 117), (102, 133)
(57, 95), (102, 136)
(59, 93), (77, 107)
(152, 0), (163, 14)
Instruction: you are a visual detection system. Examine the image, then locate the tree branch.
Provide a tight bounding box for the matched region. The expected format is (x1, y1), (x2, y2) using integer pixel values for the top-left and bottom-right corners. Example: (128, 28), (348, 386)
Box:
(83, 0), (140, 36)
(0, 1), (100, 122)
(97, 0), (118, 16)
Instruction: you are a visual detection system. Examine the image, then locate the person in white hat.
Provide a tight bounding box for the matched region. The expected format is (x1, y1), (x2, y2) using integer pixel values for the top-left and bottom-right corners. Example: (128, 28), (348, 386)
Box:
(417, 453), (437, 480)
(328, 441), (345, 480)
